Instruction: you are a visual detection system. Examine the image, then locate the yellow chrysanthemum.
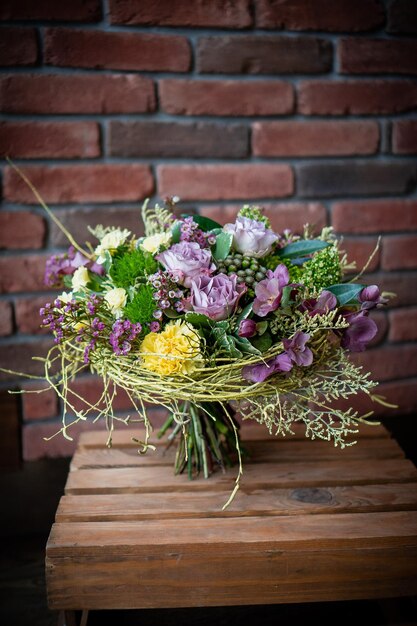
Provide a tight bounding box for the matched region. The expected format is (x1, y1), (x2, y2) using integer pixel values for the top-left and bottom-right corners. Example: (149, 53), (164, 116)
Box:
(139, 320), (203, 377)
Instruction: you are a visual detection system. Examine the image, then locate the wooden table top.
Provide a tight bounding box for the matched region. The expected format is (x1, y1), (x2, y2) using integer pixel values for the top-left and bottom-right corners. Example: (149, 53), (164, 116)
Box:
(46, 421), (417, 611)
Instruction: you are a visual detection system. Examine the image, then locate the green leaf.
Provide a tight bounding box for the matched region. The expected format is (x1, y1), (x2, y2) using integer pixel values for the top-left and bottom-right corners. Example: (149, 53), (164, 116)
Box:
(191, 215), (222, 232)
(164, 308), (182, 319)
(212, 327), (242, 358)
(185, 312), (212, 327)
(236, 302), (253, 325)
(256, 321), (268, 336)
(233, 336), (261, 356)
(326, 283), (364, 306)
(213, 231), (233, 261)
(280, 285), (293, 309)
(170, 220), (182, 244)
(213, 320), (230, 331)
(278, 239), (330, 259)
(250, 331), (273, 352)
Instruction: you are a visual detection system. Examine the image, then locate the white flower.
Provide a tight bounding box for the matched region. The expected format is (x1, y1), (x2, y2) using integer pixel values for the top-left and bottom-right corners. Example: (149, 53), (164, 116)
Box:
(140, 232), (172, 254)
(57, 291), (73, 303)
(71, 266), (90, 291)
(95, 229), (131, 263)
(104, 288), (127, 318)
(224, 216), (278, 258)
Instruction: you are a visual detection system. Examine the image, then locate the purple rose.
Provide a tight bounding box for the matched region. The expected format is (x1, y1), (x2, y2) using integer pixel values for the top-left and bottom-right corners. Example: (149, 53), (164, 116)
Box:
(252, 264), (290, 317)
(341, 311), (377, 352)
(242, 352), (293, 383)
(359, 285), (388, 311)
(283, 331), (313, 367)
(189, 273), (246, 321)
(224, 216), (278, 258)
(156, 241), (215, 288)
(238, 318), (257, 338)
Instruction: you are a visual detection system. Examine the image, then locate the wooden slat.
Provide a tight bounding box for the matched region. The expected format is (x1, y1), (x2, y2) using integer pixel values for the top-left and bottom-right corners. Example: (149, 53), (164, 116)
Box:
(46, 512), (417, 609)
(64, 458), (417, 495)
(55, 482), (417, 522)
(77, 422), (390, 448)
(70, 436), (405, 470)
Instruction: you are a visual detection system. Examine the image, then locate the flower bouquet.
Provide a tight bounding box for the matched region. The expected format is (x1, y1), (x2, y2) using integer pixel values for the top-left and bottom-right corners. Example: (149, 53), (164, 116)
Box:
(6, 166), (389, 507)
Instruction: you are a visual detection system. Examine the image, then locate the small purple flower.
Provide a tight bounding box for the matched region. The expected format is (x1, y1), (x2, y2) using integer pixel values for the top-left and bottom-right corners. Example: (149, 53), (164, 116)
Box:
(341, 311), (377, 352)
(359, 285), (388, 311)
(283, 331), (313, 367)
(300, 290), (337, 316)
(238, 318), (257, 338)
(224, 216), (278, 258)
(109, 319), (142, 356)
(252, 264), (289, 317)
(44, 246), (104, 287)
(189, 273), (246, 321)
(149, 321), (160, 333)
(242, 352), (293, 383)
(156, 241), (215, 288)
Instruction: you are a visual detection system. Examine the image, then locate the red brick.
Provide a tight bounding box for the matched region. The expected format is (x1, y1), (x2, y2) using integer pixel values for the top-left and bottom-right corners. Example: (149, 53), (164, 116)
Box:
(0, 212), (45, 250)
(21, 381), (58, 421)
(109, 0), (252, 27)
(4, 164), (154, 204)
(159, 79), (294, 116)
(298, 161), (416, 198)
(15, 296), (52, 335)
(364, 272), (417, 308)
(108, 120), (248, 158)
(199, 202), (327, 234)
(340, 38), (417, 75)
(50, 207), (146, 248)
(352, 344), (417, 383)
(0, 338), (54, 382)
(298, 80), (417, 115)
(253, 121), (379, 157)
(0, 121), (100, 159)
(387, 0), (417, 34)
(341, 237), (380, 274)
(332, 200), (417, 234)
(392, 120), (417, 155)
(368, 310), (388, 347)
(382, 236), (417, 271)
(256, 0), (384, 31)
(22, 420), (106, 461)
(0, 301), (13, 336)
(68, 376), (133, 415)
(0, 74), (155, 114)
(331, 377), (417, 418)
(0, 27), (37, 66)
(197, 36), (332, 74)
(158, 164), (293, 201)
(44, 28), (190, 73)
(0, 255), (51, 294)
(389, 307), (417, 342)
(0, 0), (101, 21)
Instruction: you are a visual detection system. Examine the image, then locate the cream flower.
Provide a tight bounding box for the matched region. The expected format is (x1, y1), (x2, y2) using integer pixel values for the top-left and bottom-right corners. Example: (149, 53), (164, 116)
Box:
(95, 229), (131, 263)
(104, 287), (127, 318)
(140, 232), (172, 254)
(57, 291), (73, 303)
(71, 266), (90, 291)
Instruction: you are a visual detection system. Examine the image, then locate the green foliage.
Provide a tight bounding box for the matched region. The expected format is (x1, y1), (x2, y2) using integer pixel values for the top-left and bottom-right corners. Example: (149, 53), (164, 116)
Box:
(213, 231), (233, 260)
(327, 283), (364, 306)
(124, 284), (156, 326)
(301, 244), (342, 294)
(278, 239), (330, 260)
(109, 248), (158, 289)
(238, 205), (271, 228)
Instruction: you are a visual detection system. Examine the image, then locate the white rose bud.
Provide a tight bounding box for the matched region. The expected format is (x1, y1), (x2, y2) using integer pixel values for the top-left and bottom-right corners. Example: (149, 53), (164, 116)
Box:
(104, 288), (127, 318)
(71, 266), (90, 292)
(95, 228), (131, 263)
(140, 232), (172, 254)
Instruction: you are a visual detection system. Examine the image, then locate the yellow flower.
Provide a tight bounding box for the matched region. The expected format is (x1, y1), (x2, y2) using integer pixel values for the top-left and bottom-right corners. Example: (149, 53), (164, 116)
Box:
(139, 320), (203, 376)
(140, 232), (172, 254)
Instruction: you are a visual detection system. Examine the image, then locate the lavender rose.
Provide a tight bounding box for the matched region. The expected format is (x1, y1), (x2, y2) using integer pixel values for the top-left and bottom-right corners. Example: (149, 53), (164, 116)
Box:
(224, 216), (278, 258)
(156, 241), (215, 288)
(189, 273), (246, 321)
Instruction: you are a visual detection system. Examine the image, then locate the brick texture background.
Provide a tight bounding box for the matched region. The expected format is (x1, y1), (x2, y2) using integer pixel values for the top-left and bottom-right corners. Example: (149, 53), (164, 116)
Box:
(0, 0), (416, 462)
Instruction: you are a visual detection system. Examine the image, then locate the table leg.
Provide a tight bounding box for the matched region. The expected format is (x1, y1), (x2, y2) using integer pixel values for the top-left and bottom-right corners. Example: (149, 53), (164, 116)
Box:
(58, 610), (89, 626)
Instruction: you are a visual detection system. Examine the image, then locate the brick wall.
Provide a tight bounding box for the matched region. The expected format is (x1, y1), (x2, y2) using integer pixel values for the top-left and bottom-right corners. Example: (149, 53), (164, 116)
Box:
(0, 0), (416, 462)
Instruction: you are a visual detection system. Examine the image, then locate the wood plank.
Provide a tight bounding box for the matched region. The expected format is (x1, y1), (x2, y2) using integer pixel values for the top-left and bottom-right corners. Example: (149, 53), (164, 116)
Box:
(77, 422), (390, 448)
(70, 436), (405, 470)
(46, 512), (417, 609)
(64, 458), (417, 495)
(55, 482), (417, 522)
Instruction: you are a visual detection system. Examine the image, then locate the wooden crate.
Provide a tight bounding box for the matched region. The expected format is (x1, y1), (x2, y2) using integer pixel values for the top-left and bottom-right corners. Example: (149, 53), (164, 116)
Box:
(46, 422), (417, 617)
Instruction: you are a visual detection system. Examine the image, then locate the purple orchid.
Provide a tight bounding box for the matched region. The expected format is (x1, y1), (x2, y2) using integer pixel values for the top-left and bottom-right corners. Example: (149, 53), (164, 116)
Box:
(156, 241), (215, 288)
(242, 352), (293, 383)
(189, 273), (246, 321)
(238, 318), (257, 338)
(341, 311), (377, 352)
(359, 285), (388, 311)
(252, 264), (290, 317)
(300, 290), (337, 316)
(283, 331), (313, 367)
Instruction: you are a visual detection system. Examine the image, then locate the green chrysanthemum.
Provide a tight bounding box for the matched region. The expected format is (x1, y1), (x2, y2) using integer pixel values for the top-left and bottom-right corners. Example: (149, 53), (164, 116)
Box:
(109, 248), (158, 289)
(124, 284), (156, 327)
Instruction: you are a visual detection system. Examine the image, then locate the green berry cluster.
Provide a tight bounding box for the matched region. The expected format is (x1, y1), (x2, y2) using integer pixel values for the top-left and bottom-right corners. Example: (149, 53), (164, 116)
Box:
(217, 252), (268, 288)
(301, 244), (342, 293)
(238, 205), (271, 229)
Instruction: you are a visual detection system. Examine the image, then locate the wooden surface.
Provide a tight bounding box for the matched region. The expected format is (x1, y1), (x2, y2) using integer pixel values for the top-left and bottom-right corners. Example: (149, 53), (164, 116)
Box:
(46, 422), (417, 611)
